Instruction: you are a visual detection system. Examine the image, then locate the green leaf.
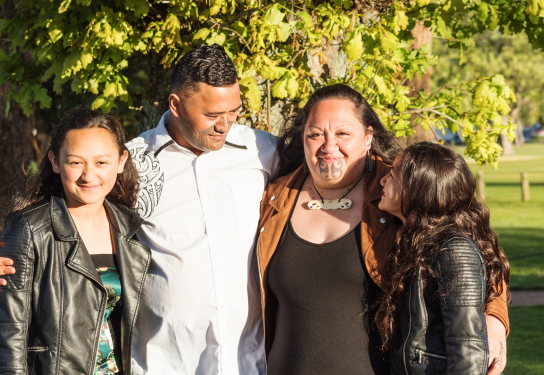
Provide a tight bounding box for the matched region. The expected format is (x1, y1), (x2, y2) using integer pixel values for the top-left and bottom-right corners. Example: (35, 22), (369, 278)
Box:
(126, 0), (150, 17)
(103, 82), (117, 98)
(32, 85), (52, 109)
(264, 5), (286, 25)
(478, 2), (489, 22)
(239, 76), (262, 111)
(210, 0), (223, 16)
(286, 74), (299, 97)
(342, 30), (363, 62)
(416, 0), (431, 6)
(58, 0), (72, 14)
(392, 9), (409, 35)
(193, 28), (211, 42)
(259, 65), (287, 81)
(272, 75), (289, 99)
(48, 28), (63, 43)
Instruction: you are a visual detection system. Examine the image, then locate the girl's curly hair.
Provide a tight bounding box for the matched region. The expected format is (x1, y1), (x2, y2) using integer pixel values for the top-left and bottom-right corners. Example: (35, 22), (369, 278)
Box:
(376, 142), (510, 348)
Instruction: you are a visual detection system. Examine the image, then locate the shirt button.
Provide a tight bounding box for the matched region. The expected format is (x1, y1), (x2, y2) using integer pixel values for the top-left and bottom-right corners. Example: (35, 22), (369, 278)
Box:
(380, 218), (386, 224)
(260, 227), (265, 232)
(271, 195), (276, 200)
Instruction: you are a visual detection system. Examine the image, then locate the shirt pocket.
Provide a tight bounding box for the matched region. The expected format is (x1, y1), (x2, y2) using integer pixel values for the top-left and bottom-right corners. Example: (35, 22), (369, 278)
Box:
(231, 181), (264, 237)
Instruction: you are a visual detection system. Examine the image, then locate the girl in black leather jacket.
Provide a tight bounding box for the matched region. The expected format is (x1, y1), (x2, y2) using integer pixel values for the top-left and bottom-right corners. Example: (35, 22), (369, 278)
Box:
(377, 142), (510, 374)
(0, 109), (150, 375)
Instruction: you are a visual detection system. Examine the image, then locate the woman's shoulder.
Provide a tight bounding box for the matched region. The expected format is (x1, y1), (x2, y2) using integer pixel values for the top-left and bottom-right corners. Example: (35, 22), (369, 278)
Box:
(265, 167), (304, 196)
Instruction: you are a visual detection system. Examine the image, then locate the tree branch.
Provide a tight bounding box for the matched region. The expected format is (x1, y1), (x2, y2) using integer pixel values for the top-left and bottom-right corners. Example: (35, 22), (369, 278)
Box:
(285, 49), (305, 69)
(220, 7), (260, 27)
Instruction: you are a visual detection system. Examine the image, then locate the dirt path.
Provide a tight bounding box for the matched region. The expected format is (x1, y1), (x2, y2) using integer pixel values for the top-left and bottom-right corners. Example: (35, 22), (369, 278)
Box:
(510, 291), (544, 306)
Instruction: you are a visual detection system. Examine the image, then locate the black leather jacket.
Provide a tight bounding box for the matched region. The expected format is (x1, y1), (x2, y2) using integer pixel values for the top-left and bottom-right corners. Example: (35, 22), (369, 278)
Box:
(390, 235), (489, 374)
(0, 196), (151, 375)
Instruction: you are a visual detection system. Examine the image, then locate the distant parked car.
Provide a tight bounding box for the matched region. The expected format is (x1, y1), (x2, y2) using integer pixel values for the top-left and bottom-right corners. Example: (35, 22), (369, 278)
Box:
(523, 123), (541, 142)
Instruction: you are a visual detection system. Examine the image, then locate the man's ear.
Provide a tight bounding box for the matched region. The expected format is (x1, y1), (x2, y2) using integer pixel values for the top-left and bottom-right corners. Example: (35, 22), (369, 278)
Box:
(48, 150), (61, 174)
(168, 93), (182, 118)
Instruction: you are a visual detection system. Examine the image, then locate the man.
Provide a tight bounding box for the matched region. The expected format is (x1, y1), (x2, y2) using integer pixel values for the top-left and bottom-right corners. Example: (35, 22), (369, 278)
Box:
(127, 44), (275, 374)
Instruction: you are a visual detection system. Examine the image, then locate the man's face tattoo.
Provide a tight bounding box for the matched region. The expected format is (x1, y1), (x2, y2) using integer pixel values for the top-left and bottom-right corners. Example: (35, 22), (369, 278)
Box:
(178, 115), (233, 152)
(319, 160), (344, 179)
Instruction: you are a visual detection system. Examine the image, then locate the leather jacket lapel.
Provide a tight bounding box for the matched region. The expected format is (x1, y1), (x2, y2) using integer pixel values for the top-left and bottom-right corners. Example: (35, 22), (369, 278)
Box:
(50, 196), (102, 283)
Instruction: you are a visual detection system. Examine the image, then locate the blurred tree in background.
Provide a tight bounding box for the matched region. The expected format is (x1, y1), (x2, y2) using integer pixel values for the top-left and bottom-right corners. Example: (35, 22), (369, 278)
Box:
(433, 31), (544, 135)
(2, 0), (544, 227)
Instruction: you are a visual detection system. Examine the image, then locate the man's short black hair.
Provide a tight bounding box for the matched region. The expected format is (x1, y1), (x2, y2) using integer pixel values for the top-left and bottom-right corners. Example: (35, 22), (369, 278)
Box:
(170, 44), (238, 96)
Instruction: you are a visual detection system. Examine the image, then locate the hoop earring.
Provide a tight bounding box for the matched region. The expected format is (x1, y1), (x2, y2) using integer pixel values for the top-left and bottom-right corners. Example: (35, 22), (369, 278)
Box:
(367, 149), (372, 172)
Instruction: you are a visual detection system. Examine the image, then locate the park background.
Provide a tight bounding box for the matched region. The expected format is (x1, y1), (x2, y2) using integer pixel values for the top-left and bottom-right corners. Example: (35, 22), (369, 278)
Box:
(0, 1), (543, 373)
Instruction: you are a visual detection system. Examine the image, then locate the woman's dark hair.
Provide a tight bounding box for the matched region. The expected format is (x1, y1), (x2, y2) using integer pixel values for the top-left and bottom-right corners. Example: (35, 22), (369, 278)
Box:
(377, 142), (511, 348)
(10, 108), (139, 214)
(275, 84), (401, 177)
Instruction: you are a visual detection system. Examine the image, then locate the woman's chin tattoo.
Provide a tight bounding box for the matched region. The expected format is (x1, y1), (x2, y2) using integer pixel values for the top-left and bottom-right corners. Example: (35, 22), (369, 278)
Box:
(318, 160), (344, 179)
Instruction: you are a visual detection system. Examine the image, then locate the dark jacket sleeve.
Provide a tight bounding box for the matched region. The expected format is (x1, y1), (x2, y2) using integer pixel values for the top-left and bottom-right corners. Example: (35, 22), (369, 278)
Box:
(0, 213), (35, 374)
(437, 237), (489, 375)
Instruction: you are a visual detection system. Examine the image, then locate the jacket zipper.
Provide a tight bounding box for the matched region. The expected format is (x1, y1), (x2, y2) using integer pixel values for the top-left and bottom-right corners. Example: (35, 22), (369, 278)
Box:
(90, 284), (108, 375)
(415, 349), (447, 363)
(255, 238), (268, 373)
(402, 273), (414, 375)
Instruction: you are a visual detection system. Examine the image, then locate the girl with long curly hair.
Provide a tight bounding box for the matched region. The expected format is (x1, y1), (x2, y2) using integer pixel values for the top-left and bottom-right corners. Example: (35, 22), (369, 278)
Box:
(377, 141), (510, 374)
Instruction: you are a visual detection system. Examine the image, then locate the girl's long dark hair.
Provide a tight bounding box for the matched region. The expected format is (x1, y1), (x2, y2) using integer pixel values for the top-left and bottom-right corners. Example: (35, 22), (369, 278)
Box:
(275, 84), (401, 177)
(377, 142), (510, 348)
(9, 108), (139, 215)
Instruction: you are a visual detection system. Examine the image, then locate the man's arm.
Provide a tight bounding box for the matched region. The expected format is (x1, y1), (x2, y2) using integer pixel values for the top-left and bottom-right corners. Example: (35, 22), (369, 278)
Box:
(485, 280), (509, 374)
(0, 251), (16, 286)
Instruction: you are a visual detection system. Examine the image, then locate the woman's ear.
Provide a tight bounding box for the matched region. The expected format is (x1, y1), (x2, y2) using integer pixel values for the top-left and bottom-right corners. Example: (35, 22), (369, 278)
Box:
(365, 126), (374, 147)
(48, 150), (60, 174)
(117, 150), (129, 174)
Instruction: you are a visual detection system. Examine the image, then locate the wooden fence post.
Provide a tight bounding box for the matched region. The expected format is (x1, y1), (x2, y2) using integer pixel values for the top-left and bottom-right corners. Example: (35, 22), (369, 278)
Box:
(477, 170), (485, 201)
(521, 172), (530, 202)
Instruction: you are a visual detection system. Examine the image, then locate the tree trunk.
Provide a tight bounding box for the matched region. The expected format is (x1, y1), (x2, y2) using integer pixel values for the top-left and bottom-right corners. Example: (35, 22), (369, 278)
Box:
(500, 115), (515, 155)
(510, 101), (525, 146)
(138, 53), (172, 134)
(402, 21), (435, 147)
(0, 0), (36, 230)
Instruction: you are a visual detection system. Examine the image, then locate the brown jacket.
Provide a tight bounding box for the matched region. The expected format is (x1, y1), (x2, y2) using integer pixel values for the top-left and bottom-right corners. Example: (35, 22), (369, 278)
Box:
(256, 155), (509, 351)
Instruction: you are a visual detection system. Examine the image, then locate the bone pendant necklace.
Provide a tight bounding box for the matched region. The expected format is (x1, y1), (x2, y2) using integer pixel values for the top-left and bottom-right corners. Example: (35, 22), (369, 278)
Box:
(308, 171), (365, 210)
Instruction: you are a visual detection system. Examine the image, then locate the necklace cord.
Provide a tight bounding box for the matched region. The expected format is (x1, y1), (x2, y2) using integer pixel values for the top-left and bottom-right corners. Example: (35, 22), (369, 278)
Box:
(312, 169), (366, 203)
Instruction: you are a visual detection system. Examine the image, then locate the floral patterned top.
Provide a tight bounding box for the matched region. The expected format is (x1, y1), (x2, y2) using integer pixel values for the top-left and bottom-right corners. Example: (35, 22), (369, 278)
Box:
(92, 255), (122, 375)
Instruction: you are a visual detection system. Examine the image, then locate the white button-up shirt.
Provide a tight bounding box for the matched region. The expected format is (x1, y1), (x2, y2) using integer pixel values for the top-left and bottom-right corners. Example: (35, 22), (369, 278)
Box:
(127, 111), (276, 375)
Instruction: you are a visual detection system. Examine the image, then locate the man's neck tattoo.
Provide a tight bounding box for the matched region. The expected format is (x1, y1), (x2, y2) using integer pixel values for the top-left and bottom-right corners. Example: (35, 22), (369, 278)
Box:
(319, 160), (344, 179)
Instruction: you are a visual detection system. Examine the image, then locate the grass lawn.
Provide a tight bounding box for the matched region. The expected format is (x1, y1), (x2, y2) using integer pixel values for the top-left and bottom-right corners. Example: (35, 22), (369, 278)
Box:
(505, 306), (544, 375)
(453, 142), (544, 373)
(456, 142), (544, 290)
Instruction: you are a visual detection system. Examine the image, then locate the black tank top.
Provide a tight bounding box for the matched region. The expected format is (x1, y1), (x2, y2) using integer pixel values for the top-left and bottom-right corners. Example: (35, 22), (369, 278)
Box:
(266, 219), (389, 374)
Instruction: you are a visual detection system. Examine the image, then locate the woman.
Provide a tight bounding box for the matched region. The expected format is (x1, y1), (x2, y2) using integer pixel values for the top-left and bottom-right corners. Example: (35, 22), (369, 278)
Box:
(377, 142), (510, 374)
(0, 109), (150, 374)
(256, 84), (509, 374)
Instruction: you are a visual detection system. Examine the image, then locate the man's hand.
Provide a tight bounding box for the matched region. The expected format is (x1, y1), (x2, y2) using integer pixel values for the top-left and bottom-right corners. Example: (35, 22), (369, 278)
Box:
(0, 253), (16, 286)
(487, 315), (507, 374)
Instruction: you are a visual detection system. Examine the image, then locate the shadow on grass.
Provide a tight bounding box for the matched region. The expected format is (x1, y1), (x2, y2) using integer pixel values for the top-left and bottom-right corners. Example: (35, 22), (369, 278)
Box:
(506, 306), (544, 375)
(495, 228), (544, 290)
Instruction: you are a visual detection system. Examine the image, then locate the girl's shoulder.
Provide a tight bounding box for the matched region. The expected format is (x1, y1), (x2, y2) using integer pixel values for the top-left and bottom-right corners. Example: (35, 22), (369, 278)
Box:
(7, 198), (52, 234)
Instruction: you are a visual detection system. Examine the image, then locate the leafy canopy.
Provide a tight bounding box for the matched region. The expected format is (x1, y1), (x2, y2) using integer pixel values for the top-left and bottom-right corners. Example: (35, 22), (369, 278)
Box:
(1, 0), (542, 167)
